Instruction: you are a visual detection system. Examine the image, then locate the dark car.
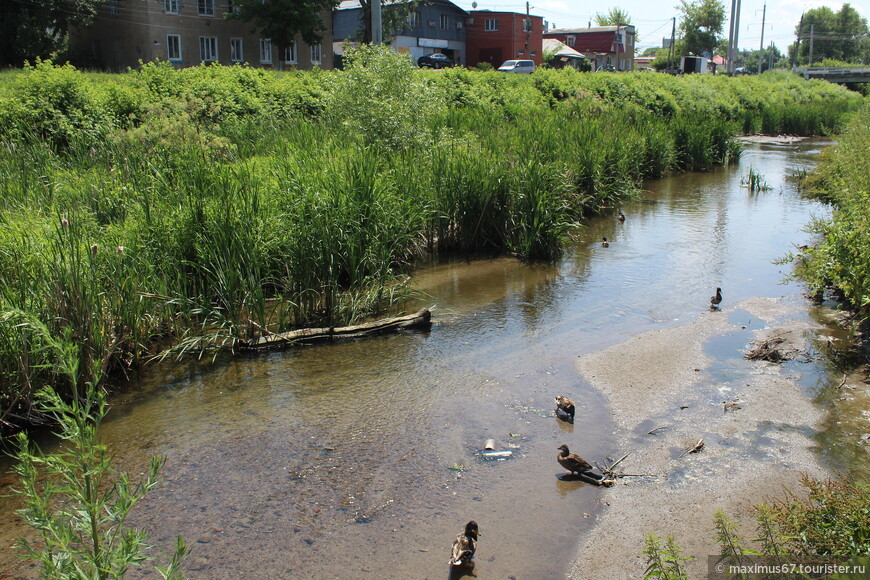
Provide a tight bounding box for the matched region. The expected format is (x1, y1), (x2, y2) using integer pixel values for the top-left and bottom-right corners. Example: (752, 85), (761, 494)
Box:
(418, 53), (454, 69)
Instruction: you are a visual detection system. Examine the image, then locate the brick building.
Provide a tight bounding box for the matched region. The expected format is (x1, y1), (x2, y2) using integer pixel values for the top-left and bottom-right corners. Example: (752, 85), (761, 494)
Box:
(70, 0), (332, 71)
(465, 10), (544, 68)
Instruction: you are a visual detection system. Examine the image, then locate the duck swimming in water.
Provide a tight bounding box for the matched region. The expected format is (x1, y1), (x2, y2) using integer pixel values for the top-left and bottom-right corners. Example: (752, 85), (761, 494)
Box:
(602, 237), (609, 247)
(450, 521), (479, 568)
(617, 211), (626, 222)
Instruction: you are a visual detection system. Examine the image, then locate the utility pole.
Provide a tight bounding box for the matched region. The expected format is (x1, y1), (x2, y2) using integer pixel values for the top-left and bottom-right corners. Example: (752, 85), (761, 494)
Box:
(372, 0), (382, 45)
(808, 23), (814, 66)
(757, 2), (766, 74)
(615, 21), (621, 70)
(525, 1), (530, 56)
(727, 0), (737, 73)
(666, 17), (676, 72)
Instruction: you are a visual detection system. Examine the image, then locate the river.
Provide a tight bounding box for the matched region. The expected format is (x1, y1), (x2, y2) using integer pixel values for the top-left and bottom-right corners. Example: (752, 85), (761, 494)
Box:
(1, 139), (864, 579)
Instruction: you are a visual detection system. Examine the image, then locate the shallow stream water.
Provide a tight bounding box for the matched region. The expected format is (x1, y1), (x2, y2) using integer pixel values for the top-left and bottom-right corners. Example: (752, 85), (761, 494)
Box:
(1, 140), (865, 579)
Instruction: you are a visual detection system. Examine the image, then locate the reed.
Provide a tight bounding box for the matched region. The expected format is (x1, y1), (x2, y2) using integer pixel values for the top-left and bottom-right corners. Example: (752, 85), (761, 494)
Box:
(0, 56), (862, 430)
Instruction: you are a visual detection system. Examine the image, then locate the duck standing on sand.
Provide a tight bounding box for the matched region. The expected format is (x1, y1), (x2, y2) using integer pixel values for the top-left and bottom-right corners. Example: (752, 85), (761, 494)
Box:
(450, 521), (479, 568)
(602, 237), (609, 247)
(710, 287), (722, 310)
(557, 444), (594, 475)
(554, 396), (575, 422)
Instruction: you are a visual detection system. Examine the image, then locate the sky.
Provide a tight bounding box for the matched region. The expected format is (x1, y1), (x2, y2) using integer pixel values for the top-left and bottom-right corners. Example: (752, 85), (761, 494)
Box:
(451, 0), (867, 53)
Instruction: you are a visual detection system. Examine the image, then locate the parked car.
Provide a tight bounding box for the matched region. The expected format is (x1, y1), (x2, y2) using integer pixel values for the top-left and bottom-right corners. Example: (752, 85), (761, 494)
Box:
(596, 64), (616, 72)
(498, 60), (535, 74)
(418, 53), (454, 69)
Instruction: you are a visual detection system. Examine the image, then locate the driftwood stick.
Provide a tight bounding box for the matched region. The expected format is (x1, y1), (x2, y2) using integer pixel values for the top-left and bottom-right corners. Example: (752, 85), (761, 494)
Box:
(240, 307), (432, 350)
(647, 425), (670, 435)
(680, 438), (704, 457)
(606, 453), (630, 472)
(836, 373), (847, 389)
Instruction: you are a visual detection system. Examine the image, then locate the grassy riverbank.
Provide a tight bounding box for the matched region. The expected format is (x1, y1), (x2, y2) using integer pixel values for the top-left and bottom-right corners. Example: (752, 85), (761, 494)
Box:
(0, 48), (864, 429)
(796, 101), (870, 317)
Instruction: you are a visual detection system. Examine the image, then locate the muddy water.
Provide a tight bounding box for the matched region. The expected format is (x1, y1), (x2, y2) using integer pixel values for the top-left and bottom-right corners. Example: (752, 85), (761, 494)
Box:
(1, 140), (860, 579)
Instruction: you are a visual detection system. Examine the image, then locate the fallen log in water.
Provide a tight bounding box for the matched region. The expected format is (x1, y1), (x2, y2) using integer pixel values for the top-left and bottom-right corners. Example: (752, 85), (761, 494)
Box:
(239, 307), (432, 351)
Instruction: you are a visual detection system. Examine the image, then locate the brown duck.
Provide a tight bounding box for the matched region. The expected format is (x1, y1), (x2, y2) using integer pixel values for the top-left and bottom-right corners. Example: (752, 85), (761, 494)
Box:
(554, 396), (575, 422)
(557, 444), (593, 475)
(450, 520), (479, 568)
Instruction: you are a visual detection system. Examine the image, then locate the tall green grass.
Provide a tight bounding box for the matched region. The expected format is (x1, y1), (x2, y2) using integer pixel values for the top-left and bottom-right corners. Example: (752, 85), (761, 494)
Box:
(0, 52), (863, 430)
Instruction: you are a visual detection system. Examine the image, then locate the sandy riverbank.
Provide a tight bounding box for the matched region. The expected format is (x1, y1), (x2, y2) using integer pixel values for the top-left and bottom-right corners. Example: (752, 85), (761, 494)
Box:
(569, 297), (828, 579)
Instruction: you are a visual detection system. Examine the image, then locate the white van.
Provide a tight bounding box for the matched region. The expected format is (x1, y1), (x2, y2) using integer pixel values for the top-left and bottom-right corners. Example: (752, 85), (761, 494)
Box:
(498, 60), (535, 74)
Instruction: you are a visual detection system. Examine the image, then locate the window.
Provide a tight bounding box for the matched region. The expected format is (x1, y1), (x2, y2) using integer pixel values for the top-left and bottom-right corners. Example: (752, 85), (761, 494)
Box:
(230, 38), (243, 62)
(310, 42), (321, 64)
(566, 35), (575, 47)
(439, 15), (448, 30)
(199, 36), (218, 61)
(198, 0), (215, 16)
(284, 41), (297, 64)
(107, 0), (119, 15)
(227, 0), (240, 14)
(456, 20), (463, 29)
(164, 0), (178, 13)
(167, 34), (182, 61)
(259, 38), (272, 63)
(406, 12), (418, 28)
(485, 18), (498, 31)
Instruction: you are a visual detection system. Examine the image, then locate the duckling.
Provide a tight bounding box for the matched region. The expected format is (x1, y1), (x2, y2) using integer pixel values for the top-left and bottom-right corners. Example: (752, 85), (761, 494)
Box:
(450, 520), (479, 568)
(557, 444), (593, 475)
(602, 237), (609, 247)
(617, 211), (626, 223)
(554, 395), (575, 422)
(710, 287), (722, 310)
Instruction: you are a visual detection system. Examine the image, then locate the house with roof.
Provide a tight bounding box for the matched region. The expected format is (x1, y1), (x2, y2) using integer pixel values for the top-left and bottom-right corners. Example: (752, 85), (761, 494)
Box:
(464, 10), (544, 68)
(543, 25), (636, 71)
(543, 38), (588, 70)
(69, 1), (332, 71)
(333, 0), (467, 65)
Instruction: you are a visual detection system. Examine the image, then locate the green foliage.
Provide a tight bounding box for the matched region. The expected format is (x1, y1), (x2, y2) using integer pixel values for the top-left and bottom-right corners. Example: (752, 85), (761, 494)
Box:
(645, 474), (870, 578)
(793, 4), (869, 66)
(0, 0), (101, 67)
(227, 0), (340, 47)
(678, 0), (726, 57)
(795, 103), (870, 315)
(326, 44), (441, 150)
(771, 475), (870, 556)
(642, 534), (692, 579)
(8, 321), (188, 579)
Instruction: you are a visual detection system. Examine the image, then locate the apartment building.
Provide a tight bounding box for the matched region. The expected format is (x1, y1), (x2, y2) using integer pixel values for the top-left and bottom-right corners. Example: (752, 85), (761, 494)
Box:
(69, 0), (333, 71)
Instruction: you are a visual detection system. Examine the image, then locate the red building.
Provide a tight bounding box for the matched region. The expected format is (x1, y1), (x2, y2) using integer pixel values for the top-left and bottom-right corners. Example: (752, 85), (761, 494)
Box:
(543, 26), (636, 71)
(465, 10), (544, 68)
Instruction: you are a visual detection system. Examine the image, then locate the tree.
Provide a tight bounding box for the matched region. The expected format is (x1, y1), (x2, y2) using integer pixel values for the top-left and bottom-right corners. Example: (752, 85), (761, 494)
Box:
(354, 0), (422, 45)
(595, 7), (632, 26)
(791, 3), (868, 65)
(677, 0), (726, 58)
(0, 0), (101, 67)
(228, 0), (340, 66)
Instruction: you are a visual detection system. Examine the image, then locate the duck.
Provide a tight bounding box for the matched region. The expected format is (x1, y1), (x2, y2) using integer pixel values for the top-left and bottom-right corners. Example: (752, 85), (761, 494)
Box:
(557, 444), (593, 475)
(450, 520), (479, 568)
(617, 211), (626, 223)
(602, 237), (609, 247)
(554, 395), (575, 422)
(710, 287), (722, 309)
